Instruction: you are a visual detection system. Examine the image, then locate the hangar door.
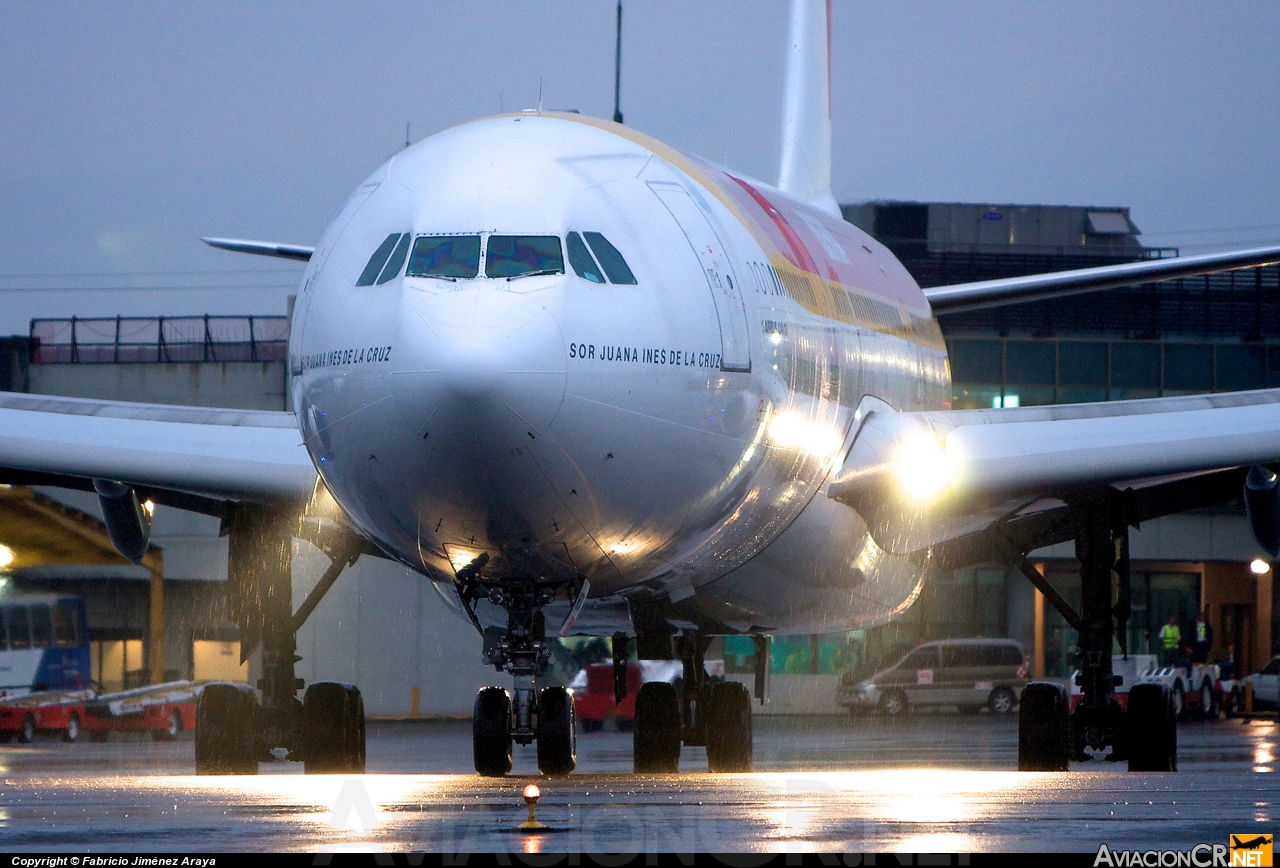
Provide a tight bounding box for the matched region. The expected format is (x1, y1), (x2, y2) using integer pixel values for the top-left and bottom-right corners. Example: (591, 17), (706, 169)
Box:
(648, 182), (752, 372)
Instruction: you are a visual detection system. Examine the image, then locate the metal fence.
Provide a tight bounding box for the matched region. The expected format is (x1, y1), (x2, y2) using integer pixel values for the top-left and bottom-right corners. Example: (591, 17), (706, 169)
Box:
(30, 316), (290, 364)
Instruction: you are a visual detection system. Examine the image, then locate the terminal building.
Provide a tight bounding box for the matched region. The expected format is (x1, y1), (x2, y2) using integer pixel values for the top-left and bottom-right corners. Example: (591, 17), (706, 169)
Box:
(1, 201), (1277, 715)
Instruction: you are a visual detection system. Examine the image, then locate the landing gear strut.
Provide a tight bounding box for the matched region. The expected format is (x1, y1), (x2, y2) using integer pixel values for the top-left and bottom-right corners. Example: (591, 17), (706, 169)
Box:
(194, 505), (366, 775)
(1016, 492), (1177, 772)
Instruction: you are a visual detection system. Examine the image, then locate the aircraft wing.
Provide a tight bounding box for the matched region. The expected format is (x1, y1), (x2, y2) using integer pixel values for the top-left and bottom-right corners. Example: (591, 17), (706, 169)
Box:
(828, 390), (1280, 558)
(924, 244), (1280, 314)
(0, 393), (316, 507)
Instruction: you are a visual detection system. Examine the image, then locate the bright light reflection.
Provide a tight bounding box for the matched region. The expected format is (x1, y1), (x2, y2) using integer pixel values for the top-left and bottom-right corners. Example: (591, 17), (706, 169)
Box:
(894, 432), (950, 501)
(0, 544), (14, 569)
(1251, 559), (1271, 575)
(142, 500), (155, 517)
(767, 412), (842, 455)
(448, 549), (480, 571)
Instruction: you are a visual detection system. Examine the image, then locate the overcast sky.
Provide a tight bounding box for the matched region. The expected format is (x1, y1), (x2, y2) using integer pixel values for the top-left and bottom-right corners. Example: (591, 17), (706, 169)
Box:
(1, 2), (1277, 335)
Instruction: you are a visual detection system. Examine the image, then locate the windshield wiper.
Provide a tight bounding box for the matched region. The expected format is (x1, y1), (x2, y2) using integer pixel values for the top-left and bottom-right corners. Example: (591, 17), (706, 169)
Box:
(504, 269), (563, 281)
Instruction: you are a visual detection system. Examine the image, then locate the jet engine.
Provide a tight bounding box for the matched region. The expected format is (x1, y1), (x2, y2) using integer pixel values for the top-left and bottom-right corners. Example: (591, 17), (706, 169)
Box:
(93, 479), (152, 564)
(1244, 464), (1280, 558)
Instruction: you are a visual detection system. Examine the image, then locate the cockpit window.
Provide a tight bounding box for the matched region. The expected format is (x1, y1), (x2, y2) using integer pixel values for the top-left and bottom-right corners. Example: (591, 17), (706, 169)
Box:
(583, 232), (637, 284)
(566, 232), (605, 283)
(376, 233), (412, 285)
(356, 233), (401, 286)
(485, 235), (564, 279)
(406, 235), (481, 279)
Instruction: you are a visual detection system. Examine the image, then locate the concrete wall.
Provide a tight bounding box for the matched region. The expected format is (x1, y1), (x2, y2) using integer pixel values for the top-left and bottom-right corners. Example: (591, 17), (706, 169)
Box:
(29, 361), (287, 410)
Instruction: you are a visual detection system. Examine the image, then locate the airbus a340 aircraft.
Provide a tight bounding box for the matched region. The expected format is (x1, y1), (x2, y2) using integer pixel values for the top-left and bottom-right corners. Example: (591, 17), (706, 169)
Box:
(6, 1), (1280, 776)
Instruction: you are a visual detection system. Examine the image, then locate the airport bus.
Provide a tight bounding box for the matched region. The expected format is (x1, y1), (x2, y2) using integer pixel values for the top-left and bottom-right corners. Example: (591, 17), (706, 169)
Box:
(0, 592), (91, 698)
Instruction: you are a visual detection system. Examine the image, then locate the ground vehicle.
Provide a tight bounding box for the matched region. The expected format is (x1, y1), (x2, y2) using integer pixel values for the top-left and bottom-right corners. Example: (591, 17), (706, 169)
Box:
(1235, 656), (1280, 710)
(1067, 655), (1226, 720)
(0, 593), (90, 699)
(0, 681), (200, 743)
(570, 660), (686, 731)
(839, 639), (1029, 716)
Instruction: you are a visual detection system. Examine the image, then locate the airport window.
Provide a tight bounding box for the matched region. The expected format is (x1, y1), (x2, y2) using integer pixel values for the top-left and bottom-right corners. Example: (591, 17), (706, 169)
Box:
(5, 606), (30, 650)
(356, 233), (402, 286)
(1215, 344), (1265, 392)
(583, 232), (637, 285)
(484, 235), (564, 279)
(1268, 347), (1280, 388)
(375, 232), (412, 285)
(0, 607), (6, 650)
(1163, 344), (1213, 393)
(29, 605), (52, 648)
(566, 232), (605, 283)
(406, 235), (481, 279)
(1110, 342), (1160, 399)
(948, 339), (1001, 384)
(1057, 341), (1108, 403)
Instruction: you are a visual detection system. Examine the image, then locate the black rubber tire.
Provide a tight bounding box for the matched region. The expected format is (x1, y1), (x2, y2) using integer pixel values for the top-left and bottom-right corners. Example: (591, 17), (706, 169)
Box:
(63, 712), (80, 743)
(988, 686), (1017, 715)
(633, 681), (681, 773)
(536, 686), (577, 777)
(303, 682), (366, 774)
(473, 686), (513, 777)
(879, 689), (909, 717)
(195, 683), (259, 775)
(705, 681), (753, 772)
(0, 731), (12, 744)
(1127, 683), (1177, 772)
(18, 714), (35, 744)
(1017, 681), (1070, 771)
(1170, 682), (1187, 722)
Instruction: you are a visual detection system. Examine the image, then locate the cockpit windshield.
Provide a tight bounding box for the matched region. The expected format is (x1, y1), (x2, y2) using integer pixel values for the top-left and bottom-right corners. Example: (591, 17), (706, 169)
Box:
(484, 235), (564, 279)
(406, 235), (481, 279)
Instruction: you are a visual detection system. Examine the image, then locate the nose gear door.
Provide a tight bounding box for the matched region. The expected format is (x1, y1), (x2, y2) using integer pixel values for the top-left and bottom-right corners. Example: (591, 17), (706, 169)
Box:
(648, 182), (752, 373)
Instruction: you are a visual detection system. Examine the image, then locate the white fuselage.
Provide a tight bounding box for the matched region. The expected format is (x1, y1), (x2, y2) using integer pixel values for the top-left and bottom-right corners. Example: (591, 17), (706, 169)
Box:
(290, 113), (950, 637)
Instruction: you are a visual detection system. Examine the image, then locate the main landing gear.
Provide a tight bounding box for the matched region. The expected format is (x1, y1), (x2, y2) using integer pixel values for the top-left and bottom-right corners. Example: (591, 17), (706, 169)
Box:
(1017, 493), (1177, 772)
(194, 506), (367, 775)
(631, 631), (754, 774)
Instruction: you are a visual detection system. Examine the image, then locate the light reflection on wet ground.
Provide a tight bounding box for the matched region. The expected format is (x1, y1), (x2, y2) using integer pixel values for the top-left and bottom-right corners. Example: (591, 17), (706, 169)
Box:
(0, 714), (1274, 851)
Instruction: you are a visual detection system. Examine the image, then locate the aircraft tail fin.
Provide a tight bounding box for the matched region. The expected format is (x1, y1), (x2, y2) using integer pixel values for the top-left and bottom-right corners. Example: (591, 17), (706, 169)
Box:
(777, 0), (840, 218)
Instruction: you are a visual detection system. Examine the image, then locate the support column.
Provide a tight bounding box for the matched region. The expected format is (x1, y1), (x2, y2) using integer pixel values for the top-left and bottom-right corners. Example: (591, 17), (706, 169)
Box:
(147, 550), (164, 685)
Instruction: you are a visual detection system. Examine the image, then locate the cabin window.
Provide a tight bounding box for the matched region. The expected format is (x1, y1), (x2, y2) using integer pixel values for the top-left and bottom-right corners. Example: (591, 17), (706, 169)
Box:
(376, 233), (412, 285)
(406, 235), (481, 279)
(485, 235), (564, 278)
(583, 232), (636, 284)
(566, 232), (605, 283)
(5, 606), (30, 650)
(356, 233), (402, 286)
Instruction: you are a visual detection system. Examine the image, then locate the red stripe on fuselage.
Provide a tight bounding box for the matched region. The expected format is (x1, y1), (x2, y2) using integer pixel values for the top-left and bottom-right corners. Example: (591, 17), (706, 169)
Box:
(728, 175), (820, 276)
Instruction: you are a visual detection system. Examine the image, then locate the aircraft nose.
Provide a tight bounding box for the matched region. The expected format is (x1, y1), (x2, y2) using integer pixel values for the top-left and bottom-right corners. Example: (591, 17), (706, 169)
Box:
(392, 286), (567, 439)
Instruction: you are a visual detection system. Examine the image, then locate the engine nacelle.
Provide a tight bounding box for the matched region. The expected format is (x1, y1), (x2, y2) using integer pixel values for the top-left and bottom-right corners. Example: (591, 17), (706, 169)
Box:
(93, 479), (152, 564)
(1244, 464), (1280, 558)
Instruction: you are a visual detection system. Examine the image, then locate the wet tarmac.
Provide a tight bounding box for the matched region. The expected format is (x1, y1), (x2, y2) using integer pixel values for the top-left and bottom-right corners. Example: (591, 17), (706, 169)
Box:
(0, 713), (1275, 852)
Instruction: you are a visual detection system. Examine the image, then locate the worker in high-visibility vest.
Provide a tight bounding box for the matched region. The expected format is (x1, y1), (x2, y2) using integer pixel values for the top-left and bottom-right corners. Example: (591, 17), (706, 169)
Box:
(1159, 614), (1182, 666)
(1191, 610), (1213, 664)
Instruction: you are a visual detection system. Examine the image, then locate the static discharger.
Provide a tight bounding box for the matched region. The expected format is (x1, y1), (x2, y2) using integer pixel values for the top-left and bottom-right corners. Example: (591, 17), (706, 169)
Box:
(518, 783), (548, 831)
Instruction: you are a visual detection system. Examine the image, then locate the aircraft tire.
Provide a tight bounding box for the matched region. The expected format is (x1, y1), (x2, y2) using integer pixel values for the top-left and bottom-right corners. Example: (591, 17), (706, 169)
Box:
(536, 686), (577, 777)
(705, 681), (752, 772)
(633, 681), (681, 773)
(1127, 683), (1177, 772)
(473, 686), (513, 777)
(1017, 681), (1070, 771)
(303, 682), (366, 774)
(195, 683), (259, 775)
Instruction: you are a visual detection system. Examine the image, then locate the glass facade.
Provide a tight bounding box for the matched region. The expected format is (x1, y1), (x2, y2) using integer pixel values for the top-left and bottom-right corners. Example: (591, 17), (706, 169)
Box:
(950, 337), (1280, 409)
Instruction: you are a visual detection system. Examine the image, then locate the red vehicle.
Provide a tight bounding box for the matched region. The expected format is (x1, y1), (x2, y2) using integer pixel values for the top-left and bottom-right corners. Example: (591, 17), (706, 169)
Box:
(0, 681), (200, 743)
(570, 659), (692, 731)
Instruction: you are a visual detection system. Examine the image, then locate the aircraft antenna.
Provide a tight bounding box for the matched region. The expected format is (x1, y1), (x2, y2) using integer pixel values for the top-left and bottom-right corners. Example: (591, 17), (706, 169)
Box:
(405, 122), (410, 150)
(612, 1), (624, 123)
(538, 77), (543, 113)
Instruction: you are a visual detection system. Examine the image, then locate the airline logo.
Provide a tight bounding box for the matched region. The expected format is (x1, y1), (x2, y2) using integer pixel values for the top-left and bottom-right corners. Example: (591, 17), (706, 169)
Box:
(1231, 834), (1273, 867)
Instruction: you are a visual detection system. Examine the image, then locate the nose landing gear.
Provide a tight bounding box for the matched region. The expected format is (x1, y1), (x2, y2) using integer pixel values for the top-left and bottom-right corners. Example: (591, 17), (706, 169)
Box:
(458, 568), (585, 777)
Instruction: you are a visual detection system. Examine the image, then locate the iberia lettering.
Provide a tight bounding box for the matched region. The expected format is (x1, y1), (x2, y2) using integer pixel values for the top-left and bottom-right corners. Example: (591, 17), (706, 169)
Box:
(569, 342), (721, 369)
(300, 345), (392, 372)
